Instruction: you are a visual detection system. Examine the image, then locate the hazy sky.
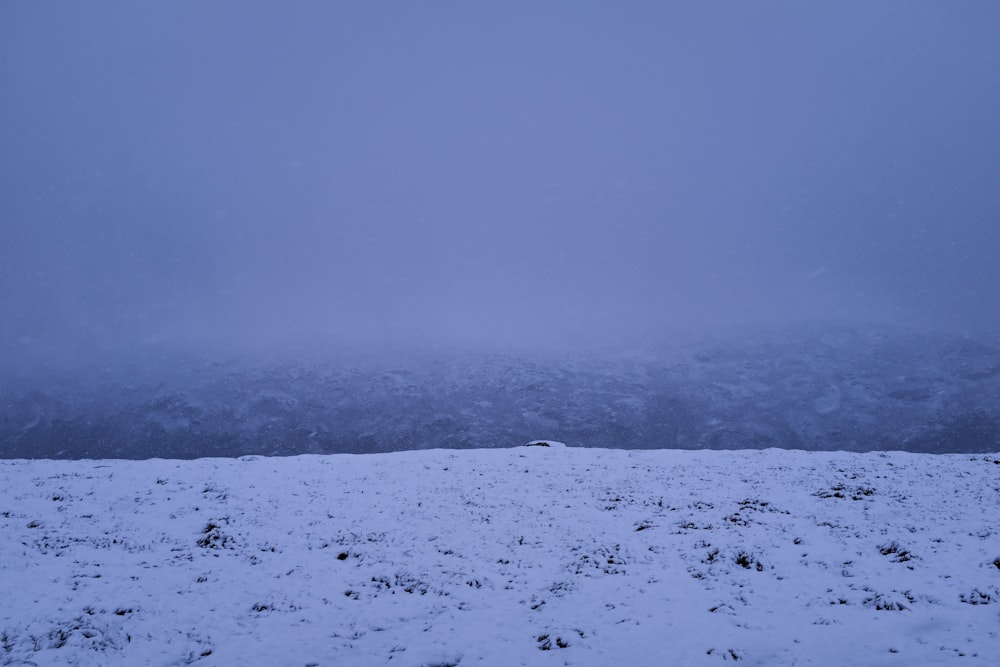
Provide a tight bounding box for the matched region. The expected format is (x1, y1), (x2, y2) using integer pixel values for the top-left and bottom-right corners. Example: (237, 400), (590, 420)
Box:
(2, 1), (999, 356)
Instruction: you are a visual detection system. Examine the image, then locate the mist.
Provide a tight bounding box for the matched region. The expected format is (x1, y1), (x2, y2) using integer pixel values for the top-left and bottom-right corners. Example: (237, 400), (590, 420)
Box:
(3, 1), (1000, 361)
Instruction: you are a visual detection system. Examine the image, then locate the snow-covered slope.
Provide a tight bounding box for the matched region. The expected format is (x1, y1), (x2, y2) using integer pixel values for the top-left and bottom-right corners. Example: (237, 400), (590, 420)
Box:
(3, 447), (998, 665)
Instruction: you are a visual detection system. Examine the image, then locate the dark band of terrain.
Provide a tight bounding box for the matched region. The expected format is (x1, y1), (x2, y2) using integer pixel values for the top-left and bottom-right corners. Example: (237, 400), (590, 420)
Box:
(3, 326), (999, 459)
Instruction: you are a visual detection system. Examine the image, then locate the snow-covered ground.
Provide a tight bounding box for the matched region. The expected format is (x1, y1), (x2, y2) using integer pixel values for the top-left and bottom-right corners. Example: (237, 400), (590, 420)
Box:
(2, 447), (998, 666)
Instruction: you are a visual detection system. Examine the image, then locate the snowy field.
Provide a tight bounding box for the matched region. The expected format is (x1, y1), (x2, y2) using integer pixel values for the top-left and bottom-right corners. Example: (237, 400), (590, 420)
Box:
(2, 446), (999, 666)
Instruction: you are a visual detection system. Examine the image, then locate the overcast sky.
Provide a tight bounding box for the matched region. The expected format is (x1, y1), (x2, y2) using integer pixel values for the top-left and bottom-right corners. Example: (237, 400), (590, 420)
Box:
(2, 1), (999, 357)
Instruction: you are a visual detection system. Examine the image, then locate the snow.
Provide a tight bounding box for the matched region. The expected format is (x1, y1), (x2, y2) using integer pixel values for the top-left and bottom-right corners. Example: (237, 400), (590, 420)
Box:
(2, 447), (999, 665)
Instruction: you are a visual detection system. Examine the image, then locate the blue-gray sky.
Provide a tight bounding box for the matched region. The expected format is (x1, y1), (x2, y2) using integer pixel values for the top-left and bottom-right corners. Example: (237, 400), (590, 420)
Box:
(2, 1), (999, 356)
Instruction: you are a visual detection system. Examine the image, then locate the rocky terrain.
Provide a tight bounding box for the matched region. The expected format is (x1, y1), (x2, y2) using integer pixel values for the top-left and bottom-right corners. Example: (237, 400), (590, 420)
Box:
(3, 324), (999, 459)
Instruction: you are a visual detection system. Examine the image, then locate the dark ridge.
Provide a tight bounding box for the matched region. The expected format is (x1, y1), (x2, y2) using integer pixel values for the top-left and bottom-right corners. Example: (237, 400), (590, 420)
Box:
(2, 325), (999, 459)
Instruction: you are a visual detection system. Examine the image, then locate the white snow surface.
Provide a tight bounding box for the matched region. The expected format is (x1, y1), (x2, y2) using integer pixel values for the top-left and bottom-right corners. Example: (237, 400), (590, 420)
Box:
(2, 447), (999, 666)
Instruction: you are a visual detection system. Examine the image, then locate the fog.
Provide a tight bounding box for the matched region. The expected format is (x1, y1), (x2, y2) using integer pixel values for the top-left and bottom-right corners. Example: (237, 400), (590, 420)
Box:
(3, 1), (999, 361)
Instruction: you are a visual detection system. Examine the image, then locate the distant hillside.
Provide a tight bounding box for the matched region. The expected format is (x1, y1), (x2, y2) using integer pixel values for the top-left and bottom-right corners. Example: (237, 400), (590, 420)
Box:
(2, 324), (999, 458)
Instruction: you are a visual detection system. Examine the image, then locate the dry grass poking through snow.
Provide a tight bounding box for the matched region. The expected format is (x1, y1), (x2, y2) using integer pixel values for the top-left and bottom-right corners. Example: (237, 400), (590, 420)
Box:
(2, 448), (999, 665)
